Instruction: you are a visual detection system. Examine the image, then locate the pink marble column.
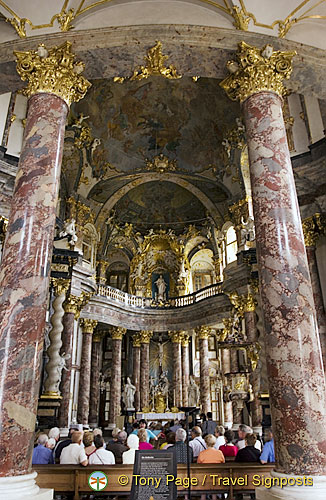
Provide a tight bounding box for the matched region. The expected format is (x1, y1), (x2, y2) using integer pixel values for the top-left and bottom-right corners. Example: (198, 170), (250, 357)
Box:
(243, 90), (326, 475)
(181, 333), (190, 406)
(108, 327), (126, 425)
(169, 331), (183, 408)
(132, 333), (141, 412)
(58, 310), (75, 428)
(0, 94), (68, 477)
(196, 326), (211, 414)
(89, 332), (103, 426)
(77, 319), (97, 425)
(306, 245), (326, 371)
(221, 348), (233, 427)
(139, 330), (152, 411)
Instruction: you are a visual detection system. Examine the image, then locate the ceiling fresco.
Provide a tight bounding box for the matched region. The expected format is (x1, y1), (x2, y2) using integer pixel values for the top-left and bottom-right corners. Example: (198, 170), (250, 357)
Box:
(72, 76), (241, 174)
(111, 181), (208, 232)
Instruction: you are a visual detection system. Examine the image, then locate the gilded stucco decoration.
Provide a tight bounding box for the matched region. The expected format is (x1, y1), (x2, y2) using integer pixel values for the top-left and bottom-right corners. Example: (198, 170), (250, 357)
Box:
(220, 41), (296, 103)
(2, 1), (326, 40)
(302, 213), (326, 247)
(14, 41), (91, 107)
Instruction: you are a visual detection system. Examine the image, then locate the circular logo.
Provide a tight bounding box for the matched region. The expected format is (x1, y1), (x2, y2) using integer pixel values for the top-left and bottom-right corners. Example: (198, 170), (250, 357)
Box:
(88, 471), (108, 491)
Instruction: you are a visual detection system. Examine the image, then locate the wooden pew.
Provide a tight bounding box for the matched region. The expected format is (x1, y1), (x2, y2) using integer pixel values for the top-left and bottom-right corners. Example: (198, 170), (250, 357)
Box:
(35, 463), (274, 500)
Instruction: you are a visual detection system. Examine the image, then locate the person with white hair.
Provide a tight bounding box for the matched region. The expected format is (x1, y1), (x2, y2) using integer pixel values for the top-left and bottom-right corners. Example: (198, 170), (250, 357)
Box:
(170, 428), (193, 463)
(122, 434), (139, 464)
(46, 438), (56, 450)
(32, 434), (54, 464)
(236, 424), (261, 451)
(48, 427), (60, 441)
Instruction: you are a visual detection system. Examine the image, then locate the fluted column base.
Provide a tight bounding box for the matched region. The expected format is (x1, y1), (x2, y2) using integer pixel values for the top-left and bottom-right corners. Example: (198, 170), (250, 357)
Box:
(0, 472), (53, 499)
(256, 471), (326, 500)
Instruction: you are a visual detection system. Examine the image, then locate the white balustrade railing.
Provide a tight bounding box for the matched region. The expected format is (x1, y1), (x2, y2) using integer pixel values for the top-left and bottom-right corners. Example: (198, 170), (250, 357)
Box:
(97, 282), (222, 309)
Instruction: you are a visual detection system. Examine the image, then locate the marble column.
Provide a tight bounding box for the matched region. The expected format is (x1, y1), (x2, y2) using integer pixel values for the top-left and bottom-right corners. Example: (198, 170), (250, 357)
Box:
(139, 330), (153, 411)
(0, 42), (89, 494)
(89, 331), (103, 427)
(77, 319), (97, 425)
(303, 221), (326, 372)
(221, 42), (326, 486)
(132, 333), (142, 412)
(181, 333), (190, 406)
(42, 278), (70, 397)
(196, 326), (211, 414)
(169, 331), (183, 408)
(108, 327), (126, 426)
(221, 348), (233, 428)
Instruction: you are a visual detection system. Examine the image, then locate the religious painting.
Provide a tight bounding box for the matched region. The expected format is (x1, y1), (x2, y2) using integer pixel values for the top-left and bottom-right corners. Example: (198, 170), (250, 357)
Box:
(208, 335), (216, 352)
(152, 272), (169, 301)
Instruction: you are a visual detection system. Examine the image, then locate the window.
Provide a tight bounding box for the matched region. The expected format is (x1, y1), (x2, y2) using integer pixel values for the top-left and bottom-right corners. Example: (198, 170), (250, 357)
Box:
(226, 225), (237, 264)
(193, 272), (212, 291)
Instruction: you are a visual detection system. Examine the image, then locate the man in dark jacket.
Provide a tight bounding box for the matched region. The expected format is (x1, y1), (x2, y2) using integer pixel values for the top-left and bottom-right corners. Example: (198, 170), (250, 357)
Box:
(106, 430), (128, 464)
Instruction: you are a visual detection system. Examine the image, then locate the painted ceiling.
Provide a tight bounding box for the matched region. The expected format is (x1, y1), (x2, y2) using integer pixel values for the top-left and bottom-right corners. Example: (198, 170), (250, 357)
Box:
(72, 76), (240, 175)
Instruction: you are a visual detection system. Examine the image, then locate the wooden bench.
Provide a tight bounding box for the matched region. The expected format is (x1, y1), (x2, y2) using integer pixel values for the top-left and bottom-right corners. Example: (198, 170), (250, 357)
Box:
(35, 463), (274, 499)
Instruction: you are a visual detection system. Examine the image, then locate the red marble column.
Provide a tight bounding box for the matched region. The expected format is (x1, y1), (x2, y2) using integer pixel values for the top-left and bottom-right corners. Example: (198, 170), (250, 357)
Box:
(221, 348), (233, 428)
(0, 43), (89, 483)
(89, 331), (103, 426)
(181, 333), (190, 406)
(108, 327), (126, 425)
(132, 333), (141, 412)
(196, 326), (211, 414)
(139, 330), (153, 411)
(243, 90), (326, 475)
(77, 319), (97, 425)
(58, 309), (75, 428)
(169, 331), (183, 408)
(306, 244), (326, 371)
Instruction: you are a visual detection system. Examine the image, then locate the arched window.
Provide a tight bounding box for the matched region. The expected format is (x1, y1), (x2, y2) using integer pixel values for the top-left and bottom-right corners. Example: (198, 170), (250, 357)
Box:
(225, 225), (237, 264)
(107, 262), (129, 292)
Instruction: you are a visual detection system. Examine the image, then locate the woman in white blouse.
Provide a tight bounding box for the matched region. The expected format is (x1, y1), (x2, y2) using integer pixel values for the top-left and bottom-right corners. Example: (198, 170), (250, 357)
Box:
(88, 435), (115, 465)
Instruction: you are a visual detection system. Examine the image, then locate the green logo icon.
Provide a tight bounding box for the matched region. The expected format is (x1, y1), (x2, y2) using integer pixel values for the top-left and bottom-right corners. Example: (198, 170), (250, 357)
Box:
(88, 471), (108, 491)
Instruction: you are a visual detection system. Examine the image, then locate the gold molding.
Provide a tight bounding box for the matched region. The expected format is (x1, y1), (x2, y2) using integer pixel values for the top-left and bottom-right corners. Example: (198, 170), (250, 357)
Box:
(51, 277), (70, 296)
(111, 326), (127, 340)
(64, 291), (92, 319)
(14, 41), (91, 107)
(195, 325), (211, 340)
(168, 330), (184, 343)
(80, 318), (98, 333)
(181, 332), (190, 347)
(0, 215), (9, 244)
(2, 1), (326, 40)
(139, 330), (153, 344)
(227, 290), (257, 317)
(302, 213), (325, 247)
(132, 332), (142, 347)
(220, 42), (296, 103)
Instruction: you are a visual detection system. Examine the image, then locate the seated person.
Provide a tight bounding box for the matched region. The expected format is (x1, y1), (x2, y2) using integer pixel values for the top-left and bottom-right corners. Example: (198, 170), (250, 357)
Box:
(32, 434), (54, 465)
(107, 430), (128, 464)
(55, 425), (79, 462)
(214, 425), (226, 449)
(138, 428), (154, 450)
(160, 432), (175, 449)
(169, 428), (193, 464)
(197, 434), (225, 464)
(202, 412), (218, 436)
(260, 429), (275, 463)
(89, 435), (115, 465)
(60, 431), (88, 466)
(122, 434), (139, 464)
(236, 424), (262, 451)
(131, 419), (156, 442)
(219, 429), (238, 457)
(189, 426), (207, 461)
(235, 433), (261, 462)
(83, 431), (96, 459)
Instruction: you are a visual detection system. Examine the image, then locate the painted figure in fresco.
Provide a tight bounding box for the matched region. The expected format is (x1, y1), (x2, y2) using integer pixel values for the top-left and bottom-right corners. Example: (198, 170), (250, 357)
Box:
(123, 377), (136, 409)
(155, 274), (167, 301)
(188, 375), (199, 407)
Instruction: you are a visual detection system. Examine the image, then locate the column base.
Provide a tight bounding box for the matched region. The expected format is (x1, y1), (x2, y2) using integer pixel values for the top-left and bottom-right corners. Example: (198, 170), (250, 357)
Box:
(256, 471), (326, 500)
(0, 472), (53, 499)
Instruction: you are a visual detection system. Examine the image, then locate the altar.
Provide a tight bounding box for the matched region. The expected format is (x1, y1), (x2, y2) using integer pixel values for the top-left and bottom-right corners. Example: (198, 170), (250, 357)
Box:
(136, 412), (185, 421)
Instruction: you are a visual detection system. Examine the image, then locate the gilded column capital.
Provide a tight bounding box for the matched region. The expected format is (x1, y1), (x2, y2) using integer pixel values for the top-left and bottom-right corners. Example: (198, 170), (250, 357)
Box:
(93, 331), (105, 343)
(80, 318), (98, 334)
(51, 277), (70, 296)
(302, 216), (319, 247)
(110, 326), (127, 340)
(195, 325), (211, 340)
(64, 291), (93, 319)
(168, 331), (184, 343)
(139, 330), (153, 344)
(132, 332), (142, 347)
(181, 332), (190, 347)
(220, 41), (296, 103)
(14, 41), (91, 107)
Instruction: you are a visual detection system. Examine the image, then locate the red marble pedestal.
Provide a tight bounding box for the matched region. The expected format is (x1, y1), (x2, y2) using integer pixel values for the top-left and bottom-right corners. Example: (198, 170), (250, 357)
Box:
(244, 90), (326, 476)
(0, 94), (67, 479)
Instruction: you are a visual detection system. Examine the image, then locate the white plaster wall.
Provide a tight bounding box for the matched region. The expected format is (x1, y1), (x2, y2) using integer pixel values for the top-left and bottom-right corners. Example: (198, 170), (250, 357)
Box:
(6, 94), (27, 157)
(0, 92), (11, 146)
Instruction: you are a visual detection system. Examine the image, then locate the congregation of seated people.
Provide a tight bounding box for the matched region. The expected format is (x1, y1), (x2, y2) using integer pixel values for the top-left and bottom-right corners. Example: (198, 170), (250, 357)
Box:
(32, 414), (275, 470)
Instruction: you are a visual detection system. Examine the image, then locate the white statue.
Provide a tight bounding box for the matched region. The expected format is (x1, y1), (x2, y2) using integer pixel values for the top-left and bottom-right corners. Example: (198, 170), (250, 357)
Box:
(155, 274), (167, 301)
(188, 376), (199, 407)
(240, 216), (255, 245)
(53, 352), (71, 393)
(152, 338), (169, 368)
(123, 377), (136, 409)
(91, 138), (101, 157)
(72, 113), (89, 128)
(59, 218), (78, 246)
(157, 371), (169, 396)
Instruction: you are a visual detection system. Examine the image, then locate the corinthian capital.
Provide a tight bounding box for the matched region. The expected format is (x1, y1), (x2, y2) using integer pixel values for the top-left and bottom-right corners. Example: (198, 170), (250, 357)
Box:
(195, 325), (211, 340)
(220, 41), (296, 103)
(80, 318), (98, 334)
(111, 326), (127, 340)
(14, 41), (91, 106)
